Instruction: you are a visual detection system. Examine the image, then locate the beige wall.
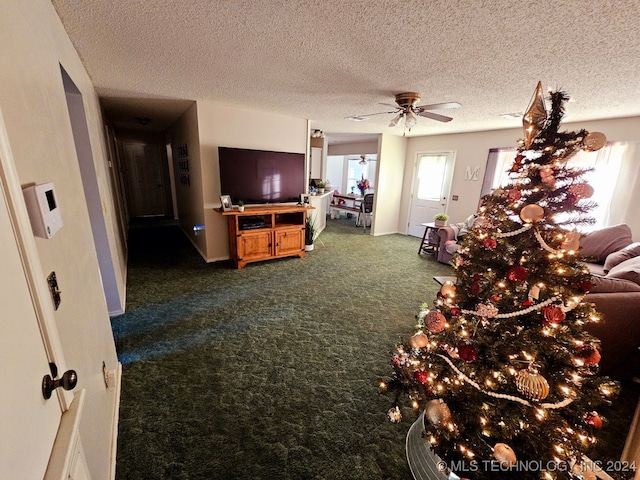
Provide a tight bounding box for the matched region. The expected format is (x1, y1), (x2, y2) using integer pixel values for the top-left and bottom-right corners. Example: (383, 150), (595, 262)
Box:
(0, 0), (122, 478)
(374, 134), (406, 235)
(327, 140), (379, 156)
(403, 117), (640, 237)
(170, 100), (308, 262)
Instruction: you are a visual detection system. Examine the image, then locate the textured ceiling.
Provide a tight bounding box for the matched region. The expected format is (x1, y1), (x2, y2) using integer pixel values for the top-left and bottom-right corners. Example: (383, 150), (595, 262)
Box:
(51, 0), (640, 140)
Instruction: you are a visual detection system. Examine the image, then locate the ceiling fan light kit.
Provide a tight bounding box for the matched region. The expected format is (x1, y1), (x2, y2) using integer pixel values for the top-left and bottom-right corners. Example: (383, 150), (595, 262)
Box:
(349, 92), (461, 131)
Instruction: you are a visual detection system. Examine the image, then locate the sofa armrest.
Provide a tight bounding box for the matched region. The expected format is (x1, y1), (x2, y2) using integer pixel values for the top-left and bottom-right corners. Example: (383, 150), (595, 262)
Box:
(437, 226), (456, 243)
(584, 292), (640, 380)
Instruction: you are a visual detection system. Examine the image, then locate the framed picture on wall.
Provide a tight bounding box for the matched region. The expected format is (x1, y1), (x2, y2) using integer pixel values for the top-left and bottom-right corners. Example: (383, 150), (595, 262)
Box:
(220, 195), (232, 212)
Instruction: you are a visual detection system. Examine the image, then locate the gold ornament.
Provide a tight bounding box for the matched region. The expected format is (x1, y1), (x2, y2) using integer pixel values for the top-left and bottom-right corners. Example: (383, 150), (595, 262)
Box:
(440, 283), (456, 298)
(515, 368), (550, 401)
(409, 331), (429, 349)
(493, 443), (517, 466)
(425, 399), (452, 426)
(520, 204), (545, 223)
(522, 81), (547, 148)
(582, 132), (607, 152)
(560, 229), (580, 251)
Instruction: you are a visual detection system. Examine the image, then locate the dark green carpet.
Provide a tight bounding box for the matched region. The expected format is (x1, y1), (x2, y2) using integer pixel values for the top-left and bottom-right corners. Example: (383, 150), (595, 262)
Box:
(112, 217), (638, 479)
(112, 217), (453, 479)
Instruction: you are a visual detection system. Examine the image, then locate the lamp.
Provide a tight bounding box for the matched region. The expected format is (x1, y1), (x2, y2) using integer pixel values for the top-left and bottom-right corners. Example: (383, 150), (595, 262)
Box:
(389, 113), (403, 128)
(404, 110), (417, 129)
(359, 154), (367, 165)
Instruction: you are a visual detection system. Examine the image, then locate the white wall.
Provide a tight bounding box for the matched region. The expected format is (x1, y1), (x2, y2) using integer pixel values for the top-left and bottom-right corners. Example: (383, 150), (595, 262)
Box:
(194, 101), (308, 261)
(0, 1), (122, 478)
(403, 117), (640, 237)
(374, 134), (407, 235)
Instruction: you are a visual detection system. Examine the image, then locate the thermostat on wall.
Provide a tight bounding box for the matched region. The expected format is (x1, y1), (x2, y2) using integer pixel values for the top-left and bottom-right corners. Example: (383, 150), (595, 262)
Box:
(22, 182), (63, 238)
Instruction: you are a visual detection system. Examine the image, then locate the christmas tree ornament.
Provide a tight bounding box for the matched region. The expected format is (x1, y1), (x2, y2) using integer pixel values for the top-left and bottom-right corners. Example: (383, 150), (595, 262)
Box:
(493, 443), (517, 466)
(414, 370), (429, 384)
(450, 307), (461, 317)
(507, 265), (528, 282)
(522, 81), (547, 148)
(541, 305), (566, 325)
(387, 406), (402, 423)
(585, 411), (603, 428)
(515, 368), (550, 401)
(560, 229), (580, 251)
(483, 238), (497, 250)
(576, 346), (601, 366)
(425, 311), (447, 333)
(440, 283), (456, 297)
(582, 132), (607, 152)
(476, 303), (499, 318)
(409, 331), (429, 349)
(470, 281), (481, 296)
(568, 183), (595, 200)
(520, 204), (545, 223)
(528, 285), (541, 300)
(425, 399), (452, 426)
(507, 189), (521, 202)
(457, 343), (478, 363)
(576, 280), (593, 293)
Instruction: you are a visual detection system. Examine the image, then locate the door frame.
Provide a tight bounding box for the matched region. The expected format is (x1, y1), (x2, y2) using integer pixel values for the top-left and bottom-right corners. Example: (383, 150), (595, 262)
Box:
(0, 109), (73, 411)
(407, 150), (456, 237)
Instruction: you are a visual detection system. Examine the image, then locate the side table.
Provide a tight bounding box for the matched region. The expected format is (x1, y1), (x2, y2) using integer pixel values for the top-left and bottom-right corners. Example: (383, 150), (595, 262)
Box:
(418, 222), (441, 256)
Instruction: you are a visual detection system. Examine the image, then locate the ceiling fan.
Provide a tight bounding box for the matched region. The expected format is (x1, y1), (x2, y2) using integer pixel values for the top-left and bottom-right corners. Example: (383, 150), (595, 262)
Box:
(348, 92), (461, 130)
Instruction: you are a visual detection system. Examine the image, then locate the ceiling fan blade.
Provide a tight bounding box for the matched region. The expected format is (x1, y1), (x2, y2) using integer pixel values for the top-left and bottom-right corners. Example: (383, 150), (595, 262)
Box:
(346, 109), (398, 119)
(417, 102), (462, 111)
(418, 111), (454, 123)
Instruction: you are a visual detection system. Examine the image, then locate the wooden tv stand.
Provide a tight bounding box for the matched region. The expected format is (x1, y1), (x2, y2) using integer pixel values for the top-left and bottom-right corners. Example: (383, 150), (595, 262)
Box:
(218, 204), (313, 269)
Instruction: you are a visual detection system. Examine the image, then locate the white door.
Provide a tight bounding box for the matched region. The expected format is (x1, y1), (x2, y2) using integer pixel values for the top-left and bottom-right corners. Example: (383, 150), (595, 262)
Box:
(407, 152), (455, 237)
(0, 110), (84, 479)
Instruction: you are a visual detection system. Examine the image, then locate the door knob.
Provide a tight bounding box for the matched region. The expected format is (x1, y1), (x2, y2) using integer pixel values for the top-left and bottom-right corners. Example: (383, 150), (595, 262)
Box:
(42, 362), (77, 400)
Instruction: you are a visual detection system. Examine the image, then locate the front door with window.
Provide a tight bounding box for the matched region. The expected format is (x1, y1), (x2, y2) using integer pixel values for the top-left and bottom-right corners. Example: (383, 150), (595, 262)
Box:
(407, 152), (455, 237)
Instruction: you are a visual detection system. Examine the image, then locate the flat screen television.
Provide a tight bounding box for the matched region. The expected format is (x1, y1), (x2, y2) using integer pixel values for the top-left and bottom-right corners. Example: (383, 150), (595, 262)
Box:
(218, 147), (306, 205)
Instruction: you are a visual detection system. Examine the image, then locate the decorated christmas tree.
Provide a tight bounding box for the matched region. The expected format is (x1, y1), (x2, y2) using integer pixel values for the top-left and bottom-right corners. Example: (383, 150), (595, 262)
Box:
(381, 83), (625, 480)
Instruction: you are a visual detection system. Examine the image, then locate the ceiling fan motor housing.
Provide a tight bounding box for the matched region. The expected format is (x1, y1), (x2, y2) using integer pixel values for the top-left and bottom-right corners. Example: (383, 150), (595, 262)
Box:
(395, 92), (421, 109)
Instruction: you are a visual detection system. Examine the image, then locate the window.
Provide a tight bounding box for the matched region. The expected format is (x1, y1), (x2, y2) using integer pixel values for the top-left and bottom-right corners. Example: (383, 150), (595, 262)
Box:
(346, 156), (376, 193)
(483, 143), (628, 232)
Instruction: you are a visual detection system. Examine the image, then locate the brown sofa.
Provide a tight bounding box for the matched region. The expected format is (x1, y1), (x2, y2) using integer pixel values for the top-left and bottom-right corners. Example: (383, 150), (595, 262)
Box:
(436, 223), (640, 380)
(578, 224), (640, 380)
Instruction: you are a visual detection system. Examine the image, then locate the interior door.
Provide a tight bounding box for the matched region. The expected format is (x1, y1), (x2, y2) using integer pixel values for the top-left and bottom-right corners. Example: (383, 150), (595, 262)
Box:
(0, 110), (84, 479)
(122, 142), (170, 217)
(407, 152), (455, 237)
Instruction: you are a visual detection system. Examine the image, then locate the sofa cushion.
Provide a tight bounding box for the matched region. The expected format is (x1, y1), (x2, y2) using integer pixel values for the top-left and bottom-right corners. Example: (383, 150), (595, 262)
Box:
(606, 256), (640, 286)
(591, 274), (640, 293)
(579, 224), (633, 263)
(603, 242), (640, 272)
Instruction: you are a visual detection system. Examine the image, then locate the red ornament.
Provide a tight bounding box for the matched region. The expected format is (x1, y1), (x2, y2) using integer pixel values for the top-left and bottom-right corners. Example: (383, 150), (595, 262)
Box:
(425, 311), (447, 333)
(542, 305), (566, 325)
(507, 189), (522, 202)
(414, 370), (429, 384)
(483, 238), (497, 250)
(471, 281), (480, 296)
(507, 265), (528, 282)
(577, 281), (593, 293)
(585, 412), (603, 429)
(577, 346), (601, 366)
(450, 307), (461, 317)
(458, 344), (478, 363)
(491, 294), (502, 303)
(523, 300), (533, 307)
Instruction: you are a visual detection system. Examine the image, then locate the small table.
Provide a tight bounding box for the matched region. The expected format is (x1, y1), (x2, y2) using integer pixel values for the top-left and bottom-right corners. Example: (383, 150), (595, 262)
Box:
(418, 222), (441, 255)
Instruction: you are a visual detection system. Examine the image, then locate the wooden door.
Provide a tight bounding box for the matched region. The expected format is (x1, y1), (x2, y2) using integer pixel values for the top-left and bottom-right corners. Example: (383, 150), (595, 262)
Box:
(238, 230), (272, 262)
(275, 228), (304, 256)
(122, 142), (170, 217)
(407, 152), (455, 237)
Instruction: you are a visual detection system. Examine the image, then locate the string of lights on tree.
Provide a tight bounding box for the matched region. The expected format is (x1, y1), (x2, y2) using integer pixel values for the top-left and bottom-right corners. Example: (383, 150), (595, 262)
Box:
(380, 82), (624, 480)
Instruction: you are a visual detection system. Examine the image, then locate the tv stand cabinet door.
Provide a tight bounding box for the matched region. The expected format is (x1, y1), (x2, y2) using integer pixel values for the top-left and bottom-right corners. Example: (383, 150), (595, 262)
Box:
(237, 230), (272, 265)
(274, 227), (305, 257)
